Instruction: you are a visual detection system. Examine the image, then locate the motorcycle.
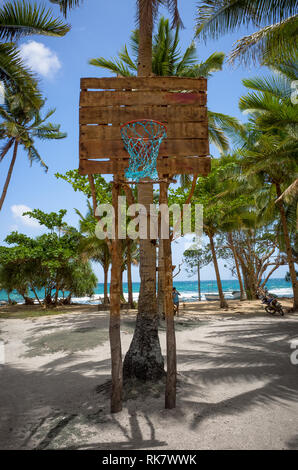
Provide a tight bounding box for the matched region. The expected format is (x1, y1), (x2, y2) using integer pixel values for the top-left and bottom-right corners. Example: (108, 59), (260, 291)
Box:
(257, 288), (285, 316)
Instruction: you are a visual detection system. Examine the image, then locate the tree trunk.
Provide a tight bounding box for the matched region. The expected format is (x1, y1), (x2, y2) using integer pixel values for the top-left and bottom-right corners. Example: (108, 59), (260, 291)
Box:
(31, 284), (42, 306)
(0, 140), (18, 211)
(123, 182), (164, 380)
(228, 232), (245, 301)
(123, 0), (164, 381)
(127, 239), (134, 309)
(157, 241), (165, 318)
(209, 234), (228, 309)
(23, 295), (34, 305)
(104, 266), (109, 304)
(137, 0), (153, 77)
(109, 179), (123, 413)
(160, 182), (176, 409)
(197, 262), (201, 301)
(120, 268), (125, 302)
(54, 280), (60, 306)
(275, 183), (298, 311)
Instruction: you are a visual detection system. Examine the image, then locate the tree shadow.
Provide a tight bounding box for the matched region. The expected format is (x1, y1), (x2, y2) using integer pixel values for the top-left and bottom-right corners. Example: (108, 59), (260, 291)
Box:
(1, 316), (298, 449)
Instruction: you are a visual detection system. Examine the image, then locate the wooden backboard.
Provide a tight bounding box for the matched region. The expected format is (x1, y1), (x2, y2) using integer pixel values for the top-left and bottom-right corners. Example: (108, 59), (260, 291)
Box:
(79, 77), (211, 177)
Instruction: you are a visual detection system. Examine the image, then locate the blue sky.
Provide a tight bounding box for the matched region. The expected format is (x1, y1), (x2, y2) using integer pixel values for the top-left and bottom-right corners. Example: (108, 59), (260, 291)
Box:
(0, 0), (289, 282)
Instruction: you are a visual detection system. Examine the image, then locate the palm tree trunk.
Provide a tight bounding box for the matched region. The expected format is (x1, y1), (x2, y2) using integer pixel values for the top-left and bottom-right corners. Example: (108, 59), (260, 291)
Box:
(123, 0), (164, 381)
(275, 183), (298, 311)
(0, 140), (18, 211)
(104, 265), (109, 304)
(157, 240), (165, 318)
(123, 182), (164, 380)
(198, 262), (201, 301)
(209, 234), (228, 309)
(228, 232), (245, 301)
(160, 182), (176, 409)
(127, 239), (134, 309)
(109, 179), (122, 413)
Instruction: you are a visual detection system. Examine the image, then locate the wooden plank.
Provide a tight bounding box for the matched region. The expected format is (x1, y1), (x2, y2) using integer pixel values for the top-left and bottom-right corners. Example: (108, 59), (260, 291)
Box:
(80, 139), (209, 158)
(81, 76), (207, 92)
(79, 156), (211, 176)
(80, 90), (206, 107)
(80, 122), (208, 140)
(79, 106), (207, 124)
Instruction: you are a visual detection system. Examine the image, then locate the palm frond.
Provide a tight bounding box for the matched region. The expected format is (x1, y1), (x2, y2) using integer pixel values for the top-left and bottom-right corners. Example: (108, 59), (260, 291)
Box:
(26, 144), (48, 170)
(195, 0), (297, 41)
(0, 0), (70, 40)
(183, 51), (224, 78)
(0, 43), (41, 106)
(89, 57), (133, 77)
(33, 123), (67, 140)
(49, 0), (83, 18)
(118, 45), (138, 72)
(229, 15), (298, 65)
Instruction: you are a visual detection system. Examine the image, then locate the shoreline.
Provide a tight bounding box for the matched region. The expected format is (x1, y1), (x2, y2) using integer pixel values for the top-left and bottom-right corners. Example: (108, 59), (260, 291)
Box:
(0, 297), (296, 320)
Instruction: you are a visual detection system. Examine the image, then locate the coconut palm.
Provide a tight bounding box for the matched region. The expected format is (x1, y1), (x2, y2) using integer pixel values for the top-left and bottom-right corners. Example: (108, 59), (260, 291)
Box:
(237, 130), (298, 310)
(195, 0), (298, 65)
(0, 90), (67, 211)
(0, 1), (69, 99)
(235, 63), (298, 310)
(75, 202), (111, 304)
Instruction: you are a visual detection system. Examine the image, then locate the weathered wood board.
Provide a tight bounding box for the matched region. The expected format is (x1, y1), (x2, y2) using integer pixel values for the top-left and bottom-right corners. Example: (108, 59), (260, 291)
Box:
(79, 76), (210, 177)
(79, 157), (211, 176)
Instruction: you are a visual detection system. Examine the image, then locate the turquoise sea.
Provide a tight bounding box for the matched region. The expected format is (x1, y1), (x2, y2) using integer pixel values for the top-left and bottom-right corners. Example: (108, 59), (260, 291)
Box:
(0, 278), (293, 304)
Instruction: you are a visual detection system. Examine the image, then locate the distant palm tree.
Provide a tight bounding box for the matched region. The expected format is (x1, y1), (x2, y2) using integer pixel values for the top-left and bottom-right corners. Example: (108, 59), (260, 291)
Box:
(0, 90), (67, 211)
(75, 202), (111, 304)
(0, 1), (69, 99)
(195, 0), (298, 65)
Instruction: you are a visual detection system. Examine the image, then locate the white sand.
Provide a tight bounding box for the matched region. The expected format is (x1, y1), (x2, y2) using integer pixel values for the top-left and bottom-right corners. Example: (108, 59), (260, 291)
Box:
(0, 299), (298, 450)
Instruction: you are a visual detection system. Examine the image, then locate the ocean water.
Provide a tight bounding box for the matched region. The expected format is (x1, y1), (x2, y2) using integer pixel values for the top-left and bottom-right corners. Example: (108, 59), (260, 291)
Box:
(0, 278), (293, 305)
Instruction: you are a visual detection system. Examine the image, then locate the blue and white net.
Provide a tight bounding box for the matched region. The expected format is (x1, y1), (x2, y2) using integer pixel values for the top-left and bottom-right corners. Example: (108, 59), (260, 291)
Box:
(120, 119), (167, 182)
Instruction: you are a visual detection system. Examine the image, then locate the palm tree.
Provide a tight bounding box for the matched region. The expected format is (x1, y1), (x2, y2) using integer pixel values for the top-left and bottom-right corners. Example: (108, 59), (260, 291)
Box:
(75, 202), (111, 304)
(193, 157), (255, 308)
(192, 163), (229, 309)
(0, 1), (69, 100)
(238, 132), (298, 310)
(195, 0), (298, 65)
(123, 238), (139, 308)
(236, 64), (298, 310)
(0, 90), (67, 211)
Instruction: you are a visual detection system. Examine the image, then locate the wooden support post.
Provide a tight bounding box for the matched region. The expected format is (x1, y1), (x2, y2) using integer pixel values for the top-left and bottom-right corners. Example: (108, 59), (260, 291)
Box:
(160, 181), (176, 409)
(109, 177), (123, 413)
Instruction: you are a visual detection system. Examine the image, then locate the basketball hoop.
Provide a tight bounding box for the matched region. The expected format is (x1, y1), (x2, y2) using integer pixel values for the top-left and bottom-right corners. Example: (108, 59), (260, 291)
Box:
(120, 119), (167, 182)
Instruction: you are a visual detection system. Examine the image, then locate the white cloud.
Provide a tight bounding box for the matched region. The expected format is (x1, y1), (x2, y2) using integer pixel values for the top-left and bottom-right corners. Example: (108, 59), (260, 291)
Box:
(11, 205), (40, 228)
(19, 41), (61, 78)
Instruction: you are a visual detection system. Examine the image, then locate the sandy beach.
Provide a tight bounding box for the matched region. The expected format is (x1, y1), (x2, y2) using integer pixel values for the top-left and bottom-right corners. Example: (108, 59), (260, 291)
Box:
(0, 299), (298, 450)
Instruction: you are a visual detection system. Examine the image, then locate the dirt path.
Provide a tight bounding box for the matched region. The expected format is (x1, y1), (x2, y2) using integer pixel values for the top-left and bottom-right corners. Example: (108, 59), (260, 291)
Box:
(0, 302), (298, 450)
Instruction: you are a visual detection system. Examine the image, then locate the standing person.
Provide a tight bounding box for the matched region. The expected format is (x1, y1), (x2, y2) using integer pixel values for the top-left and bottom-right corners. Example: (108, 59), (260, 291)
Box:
(172, 287), (181, 316)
